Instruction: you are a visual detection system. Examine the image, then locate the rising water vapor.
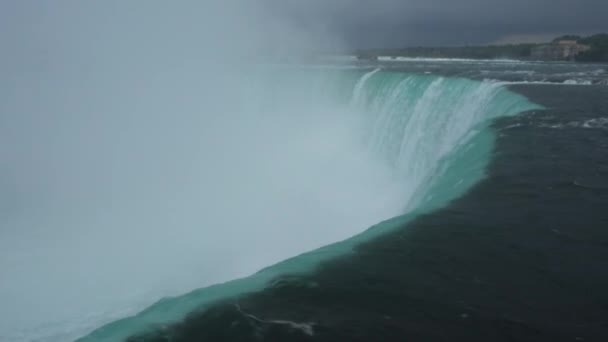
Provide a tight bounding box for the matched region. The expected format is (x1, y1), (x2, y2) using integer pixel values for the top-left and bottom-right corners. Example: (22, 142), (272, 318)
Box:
(0, 3), (540, 342)
(78, 68), (539, 342)
(0, 2), (349, 340)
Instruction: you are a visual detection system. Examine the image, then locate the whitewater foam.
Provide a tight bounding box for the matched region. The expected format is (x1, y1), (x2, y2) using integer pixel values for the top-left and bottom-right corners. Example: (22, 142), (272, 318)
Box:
(538, 117), (608, 129)
(563, 79), (593, 85)
(0, 62), (542, 341)
(235, 304), (315, 336)
(73, 69), (540, 342)
(377, 56), (525, 64)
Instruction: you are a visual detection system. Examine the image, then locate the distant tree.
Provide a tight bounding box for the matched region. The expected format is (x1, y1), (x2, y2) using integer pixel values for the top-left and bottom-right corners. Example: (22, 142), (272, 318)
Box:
(351, 33), (608, 62)
(579, 33), (608, 47)
(552, 35), (582, 42)
(576, 34), (608, 62)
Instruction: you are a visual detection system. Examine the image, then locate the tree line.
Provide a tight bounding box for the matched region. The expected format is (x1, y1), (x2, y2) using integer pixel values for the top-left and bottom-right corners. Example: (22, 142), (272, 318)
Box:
(354, 33), (608, 62)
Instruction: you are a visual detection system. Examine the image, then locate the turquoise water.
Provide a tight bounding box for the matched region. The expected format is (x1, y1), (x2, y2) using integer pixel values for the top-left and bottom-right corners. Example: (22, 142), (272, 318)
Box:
(78, 69), (541, 341)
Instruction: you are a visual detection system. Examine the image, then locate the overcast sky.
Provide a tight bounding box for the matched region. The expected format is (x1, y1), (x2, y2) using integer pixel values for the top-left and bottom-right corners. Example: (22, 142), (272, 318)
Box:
(1, 0), (607, 59)
(272, 0), (608, 48)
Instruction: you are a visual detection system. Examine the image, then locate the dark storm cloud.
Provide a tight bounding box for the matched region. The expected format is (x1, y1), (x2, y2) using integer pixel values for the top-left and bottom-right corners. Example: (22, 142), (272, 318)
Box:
(271, 0), (608, 48)
(2, 1), (606, 54)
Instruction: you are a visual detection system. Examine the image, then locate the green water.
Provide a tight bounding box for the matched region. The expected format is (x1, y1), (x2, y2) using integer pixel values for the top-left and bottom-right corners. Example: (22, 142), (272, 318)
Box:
(78, 69), (541, 341)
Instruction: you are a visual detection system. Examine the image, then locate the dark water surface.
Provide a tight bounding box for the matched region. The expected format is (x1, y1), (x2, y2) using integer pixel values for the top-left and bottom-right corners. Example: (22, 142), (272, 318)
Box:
(131, 83), (608, 341)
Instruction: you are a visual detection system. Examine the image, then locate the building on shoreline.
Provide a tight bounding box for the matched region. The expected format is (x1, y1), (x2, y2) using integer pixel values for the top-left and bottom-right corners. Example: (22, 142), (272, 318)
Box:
(531, 40), (590, 61)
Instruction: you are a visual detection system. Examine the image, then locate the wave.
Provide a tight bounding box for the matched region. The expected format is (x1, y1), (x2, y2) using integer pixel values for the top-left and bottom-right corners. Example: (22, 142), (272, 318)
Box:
(538, 117), (608, 129)
(495, 80), (599, 86)
(376, 56), (526, 64)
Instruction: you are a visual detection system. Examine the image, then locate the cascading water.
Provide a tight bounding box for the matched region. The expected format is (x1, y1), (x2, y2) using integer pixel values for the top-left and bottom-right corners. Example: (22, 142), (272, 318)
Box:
(75, 68), (540, 341)
(0, 67), (540, 342)
(352, 70), (537, 211)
